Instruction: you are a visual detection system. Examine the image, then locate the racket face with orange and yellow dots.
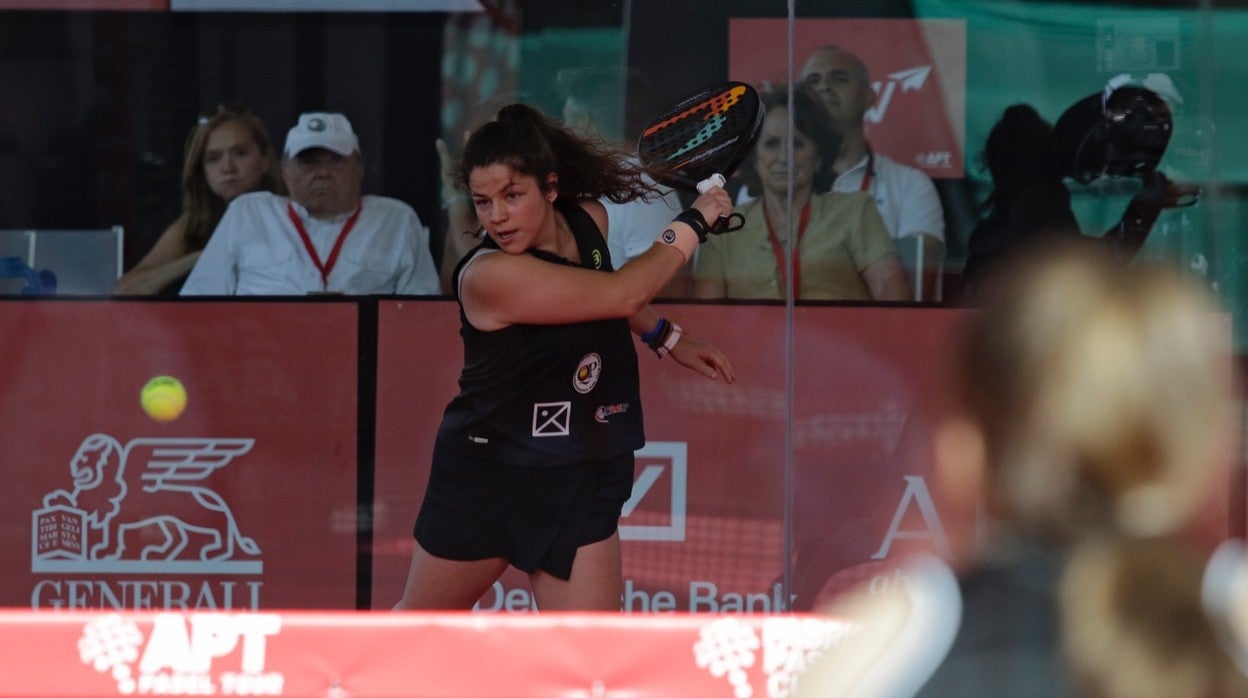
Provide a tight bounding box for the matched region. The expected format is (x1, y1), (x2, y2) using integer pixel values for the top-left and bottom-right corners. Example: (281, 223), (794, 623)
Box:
(637, 81), (765, 193)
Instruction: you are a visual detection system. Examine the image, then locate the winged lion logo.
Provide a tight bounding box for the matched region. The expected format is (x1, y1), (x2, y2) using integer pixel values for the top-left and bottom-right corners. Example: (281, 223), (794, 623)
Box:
(33, 434), (261, 574)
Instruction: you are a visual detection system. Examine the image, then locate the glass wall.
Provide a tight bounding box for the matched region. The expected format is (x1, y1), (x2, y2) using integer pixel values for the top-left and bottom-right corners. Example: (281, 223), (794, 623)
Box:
(0, 1), (1240, 621)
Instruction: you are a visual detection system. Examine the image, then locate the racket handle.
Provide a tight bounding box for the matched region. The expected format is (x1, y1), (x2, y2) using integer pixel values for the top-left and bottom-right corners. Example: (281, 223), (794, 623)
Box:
(696, 173), (726, 193)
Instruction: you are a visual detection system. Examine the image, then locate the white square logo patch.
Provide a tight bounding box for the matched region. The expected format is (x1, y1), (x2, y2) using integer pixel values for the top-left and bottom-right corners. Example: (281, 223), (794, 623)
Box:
(531, 401), (571, 437)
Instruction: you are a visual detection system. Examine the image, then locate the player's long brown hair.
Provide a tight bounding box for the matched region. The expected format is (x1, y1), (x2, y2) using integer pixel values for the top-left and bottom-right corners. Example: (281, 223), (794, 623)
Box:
(459, 103), (661, 204)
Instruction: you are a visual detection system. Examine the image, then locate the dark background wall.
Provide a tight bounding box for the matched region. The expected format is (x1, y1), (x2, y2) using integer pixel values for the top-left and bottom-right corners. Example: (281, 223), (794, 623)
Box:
(0, 11), (444, 272)
(0, 1), (1237, 300)
(0, 3), (938, 274)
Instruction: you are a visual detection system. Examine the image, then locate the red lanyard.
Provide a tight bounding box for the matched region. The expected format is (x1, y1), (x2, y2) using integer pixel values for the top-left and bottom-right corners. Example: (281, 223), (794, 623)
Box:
(764, 199), (811, 300)
(859, 149), (876, 193)
(287, 202), (362, 290)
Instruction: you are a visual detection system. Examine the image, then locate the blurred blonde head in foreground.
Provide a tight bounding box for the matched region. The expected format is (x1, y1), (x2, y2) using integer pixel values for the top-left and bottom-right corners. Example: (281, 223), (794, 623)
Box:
(940, 241), (1232, 545)
(797, 245), (1238, 698)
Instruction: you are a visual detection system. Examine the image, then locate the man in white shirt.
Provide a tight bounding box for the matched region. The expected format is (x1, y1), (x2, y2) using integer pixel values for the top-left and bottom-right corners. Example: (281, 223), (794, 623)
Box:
(182, 111), (439, 296)
(800, 46), (946, 301)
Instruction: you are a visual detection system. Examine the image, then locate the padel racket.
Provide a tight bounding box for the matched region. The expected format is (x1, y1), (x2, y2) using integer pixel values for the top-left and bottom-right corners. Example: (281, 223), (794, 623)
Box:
(638, 81), (765, 230)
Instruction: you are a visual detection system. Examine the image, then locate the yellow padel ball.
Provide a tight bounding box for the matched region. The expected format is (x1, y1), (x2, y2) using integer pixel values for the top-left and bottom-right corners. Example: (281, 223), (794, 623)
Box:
(141, 375), (187, 423)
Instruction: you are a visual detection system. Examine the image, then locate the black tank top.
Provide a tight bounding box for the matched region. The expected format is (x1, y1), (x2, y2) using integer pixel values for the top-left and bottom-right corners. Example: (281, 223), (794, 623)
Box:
(436, 200), (644, 467)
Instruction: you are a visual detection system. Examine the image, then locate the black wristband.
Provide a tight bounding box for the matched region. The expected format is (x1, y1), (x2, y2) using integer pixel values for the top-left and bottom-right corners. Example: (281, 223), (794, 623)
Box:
(673, 209), (710, 243)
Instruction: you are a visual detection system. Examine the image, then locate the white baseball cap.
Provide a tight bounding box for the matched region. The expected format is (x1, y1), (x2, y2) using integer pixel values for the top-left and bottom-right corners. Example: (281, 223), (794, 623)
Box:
(284, 112), (359, 157)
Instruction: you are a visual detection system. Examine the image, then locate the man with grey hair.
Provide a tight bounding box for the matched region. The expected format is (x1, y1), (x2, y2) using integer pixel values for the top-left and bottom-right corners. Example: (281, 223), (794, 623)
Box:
(800, 45), (946, 300)
(183, 111), (438, 295)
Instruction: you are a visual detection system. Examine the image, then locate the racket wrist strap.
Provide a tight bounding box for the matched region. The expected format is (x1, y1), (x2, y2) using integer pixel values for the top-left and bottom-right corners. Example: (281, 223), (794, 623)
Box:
(673, 209), (711, 243)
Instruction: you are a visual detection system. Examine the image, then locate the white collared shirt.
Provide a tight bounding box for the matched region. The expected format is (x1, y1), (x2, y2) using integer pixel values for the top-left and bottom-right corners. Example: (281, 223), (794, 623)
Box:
(181, 192), (439, 295)
(604, 189), (683, 267)
(831, 151), (946, 243)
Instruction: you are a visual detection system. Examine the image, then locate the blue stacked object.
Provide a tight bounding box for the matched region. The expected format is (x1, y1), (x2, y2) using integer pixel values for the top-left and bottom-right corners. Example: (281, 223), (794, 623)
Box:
(0, 256), (56, 295)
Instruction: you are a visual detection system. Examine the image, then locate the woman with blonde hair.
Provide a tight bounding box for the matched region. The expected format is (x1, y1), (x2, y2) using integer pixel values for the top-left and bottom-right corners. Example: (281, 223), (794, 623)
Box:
(918, 242), (1238, 696)
(115, 104), (283, 295)
(949, 244), (1230, 543)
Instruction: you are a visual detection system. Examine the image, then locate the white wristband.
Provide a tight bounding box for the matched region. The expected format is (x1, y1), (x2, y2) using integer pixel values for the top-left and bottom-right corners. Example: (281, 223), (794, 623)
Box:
(656, 222), (698, 263)
(657, 322), (682, 357)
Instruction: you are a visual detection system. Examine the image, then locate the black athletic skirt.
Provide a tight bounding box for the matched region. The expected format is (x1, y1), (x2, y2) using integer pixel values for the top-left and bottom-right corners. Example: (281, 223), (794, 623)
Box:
(412, 436), (635, 581)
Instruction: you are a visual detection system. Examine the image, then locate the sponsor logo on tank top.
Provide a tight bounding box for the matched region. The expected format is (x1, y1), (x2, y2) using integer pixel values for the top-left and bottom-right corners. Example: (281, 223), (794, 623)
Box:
(594, 403), (629, 423)
(573, 353), (602, 394)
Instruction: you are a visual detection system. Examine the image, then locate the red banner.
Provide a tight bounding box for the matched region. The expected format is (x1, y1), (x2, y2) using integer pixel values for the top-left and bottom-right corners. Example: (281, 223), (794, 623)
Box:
(0, 609), (866, 697)
(0, 553), (967, 696)
(0, 301), (360, 610)
(728, 18), (966, 179)
(0, 300), (1231, 615)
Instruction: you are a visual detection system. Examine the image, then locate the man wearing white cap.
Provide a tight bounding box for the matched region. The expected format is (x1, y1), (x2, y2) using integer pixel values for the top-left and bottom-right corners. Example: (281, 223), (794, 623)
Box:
(182, 111), (439, 295)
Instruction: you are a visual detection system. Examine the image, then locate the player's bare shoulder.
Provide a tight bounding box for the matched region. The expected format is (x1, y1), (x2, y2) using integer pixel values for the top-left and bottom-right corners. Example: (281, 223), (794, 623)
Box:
(460, 246), (539, 287)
